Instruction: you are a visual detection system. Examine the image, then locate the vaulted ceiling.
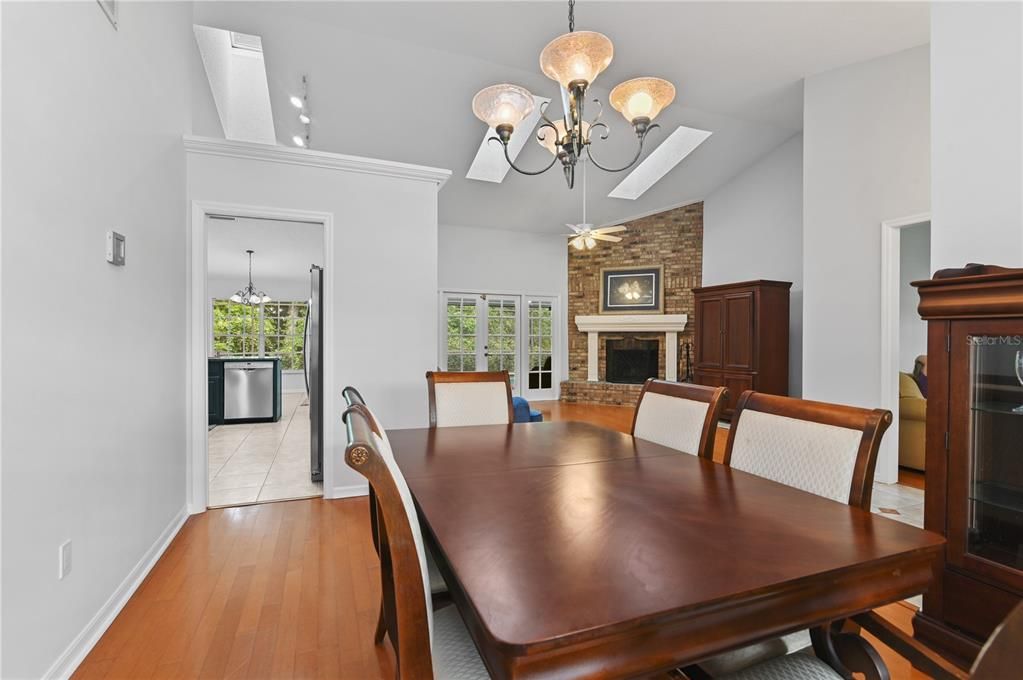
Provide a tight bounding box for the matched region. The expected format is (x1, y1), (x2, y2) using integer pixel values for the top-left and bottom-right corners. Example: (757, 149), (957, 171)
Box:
(191, 2), (929, 233)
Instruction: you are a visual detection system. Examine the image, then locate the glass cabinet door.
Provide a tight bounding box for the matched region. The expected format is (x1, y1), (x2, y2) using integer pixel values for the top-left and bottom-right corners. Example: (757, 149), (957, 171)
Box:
(951, 325), (1023, 586)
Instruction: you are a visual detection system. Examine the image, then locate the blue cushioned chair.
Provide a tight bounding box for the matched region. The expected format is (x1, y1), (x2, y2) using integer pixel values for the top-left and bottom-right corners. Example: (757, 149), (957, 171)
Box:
(512, 396), (543, 423)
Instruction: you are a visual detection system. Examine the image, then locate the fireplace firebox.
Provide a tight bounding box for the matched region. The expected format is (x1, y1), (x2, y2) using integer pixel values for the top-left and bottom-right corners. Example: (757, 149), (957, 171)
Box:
(605, 338), (658, 384)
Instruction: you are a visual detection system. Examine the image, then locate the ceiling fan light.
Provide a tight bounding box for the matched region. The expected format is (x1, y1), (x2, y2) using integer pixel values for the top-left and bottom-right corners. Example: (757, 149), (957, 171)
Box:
(537, 119), (591, 156)
(539, 31), (614, 90)
(609, 77), (675, 124)
(584, 236), (597, 249)
(472, 84), (535, 131)
(571, 237), (585, 250)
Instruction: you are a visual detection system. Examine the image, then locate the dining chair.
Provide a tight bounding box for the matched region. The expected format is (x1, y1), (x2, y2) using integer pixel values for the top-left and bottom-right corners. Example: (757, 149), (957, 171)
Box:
(694, 391), (892, 677)
(343, 404), (489, 679)
(710, 600), (1023, 680)
(343, 387), (451, 644)
(722, 391), (892, 510)
(342, 387), (392, 645)
(631, 379), (728, 458)
(426, 370), (514, 427)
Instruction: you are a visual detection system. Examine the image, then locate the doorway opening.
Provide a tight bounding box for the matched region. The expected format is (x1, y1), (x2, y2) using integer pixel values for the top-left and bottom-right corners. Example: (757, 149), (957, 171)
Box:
(205, 214), (325, 508)
(880, 214), (930, 505)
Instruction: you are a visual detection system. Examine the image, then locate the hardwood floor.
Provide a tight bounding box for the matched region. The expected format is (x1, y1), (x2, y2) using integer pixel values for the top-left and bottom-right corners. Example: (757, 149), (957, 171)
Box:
(899, 466), (926, 490)
(74, 401), (939, 679)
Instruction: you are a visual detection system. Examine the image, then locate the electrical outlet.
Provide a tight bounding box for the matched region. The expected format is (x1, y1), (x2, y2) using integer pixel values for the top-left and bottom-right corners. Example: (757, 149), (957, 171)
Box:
(59, 540), (72, 580)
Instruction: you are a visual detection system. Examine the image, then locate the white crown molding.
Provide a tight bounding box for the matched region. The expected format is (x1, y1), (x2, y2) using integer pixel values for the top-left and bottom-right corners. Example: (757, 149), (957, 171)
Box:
(575, 314), (688, 333)
(183, 136), (451, 188)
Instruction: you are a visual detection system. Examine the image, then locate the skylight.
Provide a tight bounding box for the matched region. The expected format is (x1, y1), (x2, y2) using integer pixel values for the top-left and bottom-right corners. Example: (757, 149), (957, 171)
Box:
(608, 125), (712, 200)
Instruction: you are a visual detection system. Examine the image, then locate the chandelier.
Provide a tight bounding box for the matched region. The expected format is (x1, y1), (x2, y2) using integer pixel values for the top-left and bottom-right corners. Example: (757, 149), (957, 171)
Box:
(230, 249), (272, 306)
(471, 0), (676, 189)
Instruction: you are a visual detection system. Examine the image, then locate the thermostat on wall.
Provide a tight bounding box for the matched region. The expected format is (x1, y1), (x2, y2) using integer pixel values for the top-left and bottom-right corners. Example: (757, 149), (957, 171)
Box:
(106, 231), (125, 266)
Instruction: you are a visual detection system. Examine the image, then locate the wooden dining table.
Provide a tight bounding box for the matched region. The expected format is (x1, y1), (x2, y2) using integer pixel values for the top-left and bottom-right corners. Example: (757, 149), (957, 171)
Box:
(387, 421), (944, 679)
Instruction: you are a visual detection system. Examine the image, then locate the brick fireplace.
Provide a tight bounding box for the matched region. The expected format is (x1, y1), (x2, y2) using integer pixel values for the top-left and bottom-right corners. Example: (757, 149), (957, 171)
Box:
(561, 202), (702, 405)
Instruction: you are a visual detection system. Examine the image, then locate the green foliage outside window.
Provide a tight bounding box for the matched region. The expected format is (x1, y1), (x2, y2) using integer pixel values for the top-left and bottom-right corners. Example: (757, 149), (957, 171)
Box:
(212, 300), (307, 370)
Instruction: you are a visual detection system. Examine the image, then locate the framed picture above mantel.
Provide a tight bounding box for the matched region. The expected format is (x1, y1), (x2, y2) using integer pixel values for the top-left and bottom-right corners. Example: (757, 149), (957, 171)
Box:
(600, 265), (664, 314)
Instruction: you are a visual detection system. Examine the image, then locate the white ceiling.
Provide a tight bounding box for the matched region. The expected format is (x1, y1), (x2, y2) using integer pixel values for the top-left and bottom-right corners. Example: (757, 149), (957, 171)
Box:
(191, 1), (930, 233)
(206, 217), (323, 286)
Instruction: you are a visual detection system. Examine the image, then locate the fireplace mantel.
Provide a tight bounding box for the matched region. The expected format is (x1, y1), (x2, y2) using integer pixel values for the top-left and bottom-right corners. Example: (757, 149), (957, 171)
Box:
(574, 314), (689, 382)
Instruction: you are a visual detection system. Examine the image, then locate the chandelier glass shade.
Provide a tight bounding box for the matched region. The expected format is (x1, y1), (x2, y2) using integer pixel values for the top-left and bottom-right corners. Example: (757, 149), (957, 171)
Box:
(539, 30), (614, 90)
(471, 84), (535, 130)
(609, 77), (676, 124)
(471, 0), (675, 189)
(230, 249), (271, 306)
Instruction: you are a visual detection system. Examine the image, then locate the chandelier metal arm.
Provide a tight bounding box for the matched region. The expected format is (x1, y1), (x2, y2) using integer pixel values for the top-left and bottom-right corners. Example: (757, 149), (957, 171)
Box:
(488, 126), (561, 176)
(589, 97), (604, 127)
(585, 124), (660, 173)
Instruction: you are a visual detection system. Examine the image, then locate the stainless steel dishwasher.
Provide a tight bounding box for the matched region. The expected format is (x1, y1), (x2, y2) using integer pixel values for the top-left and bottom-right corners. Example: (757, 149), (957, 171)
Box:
(223, 361), (274, 420)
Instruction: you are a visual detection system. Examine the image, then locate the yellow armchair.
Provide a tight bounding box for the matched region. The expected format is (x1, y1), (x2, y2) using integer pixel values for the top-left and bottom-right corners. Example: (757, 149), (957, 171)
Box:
(899, 372), (926, 471)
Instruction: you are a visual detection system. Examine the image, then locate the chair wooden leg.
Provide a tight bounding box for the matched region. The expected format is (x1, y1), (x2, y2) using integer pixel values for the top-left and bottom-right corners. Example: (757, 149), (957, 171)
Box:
(833, 631), (890, 680)
(811, 623), (855, 680)
(811, 620), (891, 680)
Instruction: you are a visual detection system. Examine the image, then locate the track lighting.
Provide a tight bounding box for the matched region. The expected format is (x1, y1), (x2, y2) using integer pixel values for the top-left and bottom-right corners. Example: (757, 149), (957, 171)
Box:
(291, 75), (311, 148)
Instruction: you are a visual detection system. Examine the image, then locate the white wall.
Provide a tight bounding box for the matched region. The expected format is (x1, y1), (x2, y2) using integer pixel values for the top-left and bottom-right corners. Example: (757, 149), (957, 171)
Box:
(802, 45), (929, 484)
(931, 2), (1023, 270)
(899, 223), (930, 371)
(704, 134), (804, 395)
(188, 151), (444, 498)
(438, 224), (569, 389)
(1, 3), (192, 677)
(208, 274), (311, 302)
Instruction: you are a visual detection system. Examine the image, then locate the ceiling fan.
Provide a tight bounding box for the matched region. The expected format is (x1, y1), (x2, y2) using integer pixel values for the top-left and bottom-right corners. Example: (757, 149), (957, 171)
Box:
(564, 223), (627, 250)
(562, 156), (628, 250)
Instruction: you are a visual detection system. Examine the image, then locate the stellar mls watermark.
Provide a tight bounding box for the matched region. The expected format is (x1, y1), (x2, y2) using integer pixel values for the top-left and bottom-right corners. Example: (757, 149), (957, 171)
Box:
(968, 335), (1023, 346)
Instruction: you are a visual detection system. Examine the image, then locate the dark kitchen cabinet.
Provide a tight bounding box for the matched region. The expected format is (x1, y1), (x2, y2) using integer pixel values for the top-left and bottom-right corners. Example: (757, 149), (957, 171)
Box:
(208, 361), (224, 425)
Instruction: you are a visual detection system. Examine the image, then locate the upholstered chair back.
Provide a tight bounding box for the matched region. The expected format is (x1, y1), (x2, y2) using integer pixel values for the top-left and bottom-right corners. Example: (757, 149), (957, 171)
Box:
(426, 371), (514, 428)
(724, 392), (892, 509)
(631, 380), (728, 459)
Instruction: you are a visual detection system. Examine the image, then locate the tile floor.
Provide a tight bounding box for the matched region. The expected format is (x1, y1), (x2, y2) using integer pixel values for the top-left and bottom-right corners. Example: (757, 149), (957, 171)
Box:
(871, 481), (925, 529)
(207, 391), (322, 507)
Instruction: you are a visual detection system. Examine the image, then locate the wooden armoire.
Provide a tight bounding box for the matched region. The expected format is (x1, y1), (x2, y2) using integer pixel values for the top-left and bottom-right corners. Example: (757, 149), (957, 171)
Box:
(692, 280), (791, 418)
(912, 264), (1023, 667)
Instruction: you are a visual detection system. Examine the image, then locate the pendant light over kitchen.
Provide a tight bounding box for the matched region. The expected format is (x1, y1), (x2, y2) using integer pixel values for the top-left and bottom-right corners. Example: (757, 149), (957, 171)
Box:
(230, 249), (272, 306)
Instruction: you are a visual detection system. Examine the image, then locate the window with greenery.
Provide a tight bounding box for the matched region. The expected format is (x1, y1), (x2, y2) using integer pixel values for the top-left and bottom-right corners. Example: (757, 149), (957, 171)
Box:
(263, 302), (307, 370)
(445, 297), (477, 371)
(212, 300), (308, 370)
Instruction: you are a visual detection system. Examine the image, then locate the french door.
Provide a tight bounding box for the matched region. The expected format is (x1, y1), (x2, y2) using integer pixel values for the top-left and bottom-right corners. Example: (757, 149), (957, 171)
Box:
(441, 292), (558, 400)
(524, 297), (556, 400)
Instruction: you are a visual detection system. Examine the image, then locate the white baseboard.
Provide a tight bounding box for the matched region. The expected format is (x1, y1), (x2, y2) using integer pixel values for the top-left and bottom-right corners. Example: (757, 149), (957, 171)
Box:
(329, 482), (368, 500)
(43, 505), (189, 680)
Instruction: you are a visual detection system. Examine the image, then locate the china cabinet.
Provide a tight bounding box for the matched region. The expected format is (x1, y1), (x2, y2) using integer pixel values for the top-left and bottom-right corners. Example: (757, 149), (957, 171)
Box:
(913, 264), (1023, 666)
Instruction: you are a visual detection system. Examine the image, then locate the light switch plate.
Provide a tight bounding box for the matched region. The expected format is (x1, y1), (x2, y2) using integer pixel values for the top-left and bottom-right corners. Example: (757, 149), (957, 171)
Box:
(106, 231), (125, 265)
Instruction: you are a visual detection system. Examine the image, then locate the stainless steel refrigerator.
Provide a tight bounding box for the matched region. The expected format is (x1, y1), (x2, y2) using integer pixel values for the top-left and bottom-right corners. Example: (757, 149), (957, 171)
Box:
(304, 265), (324, 482)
